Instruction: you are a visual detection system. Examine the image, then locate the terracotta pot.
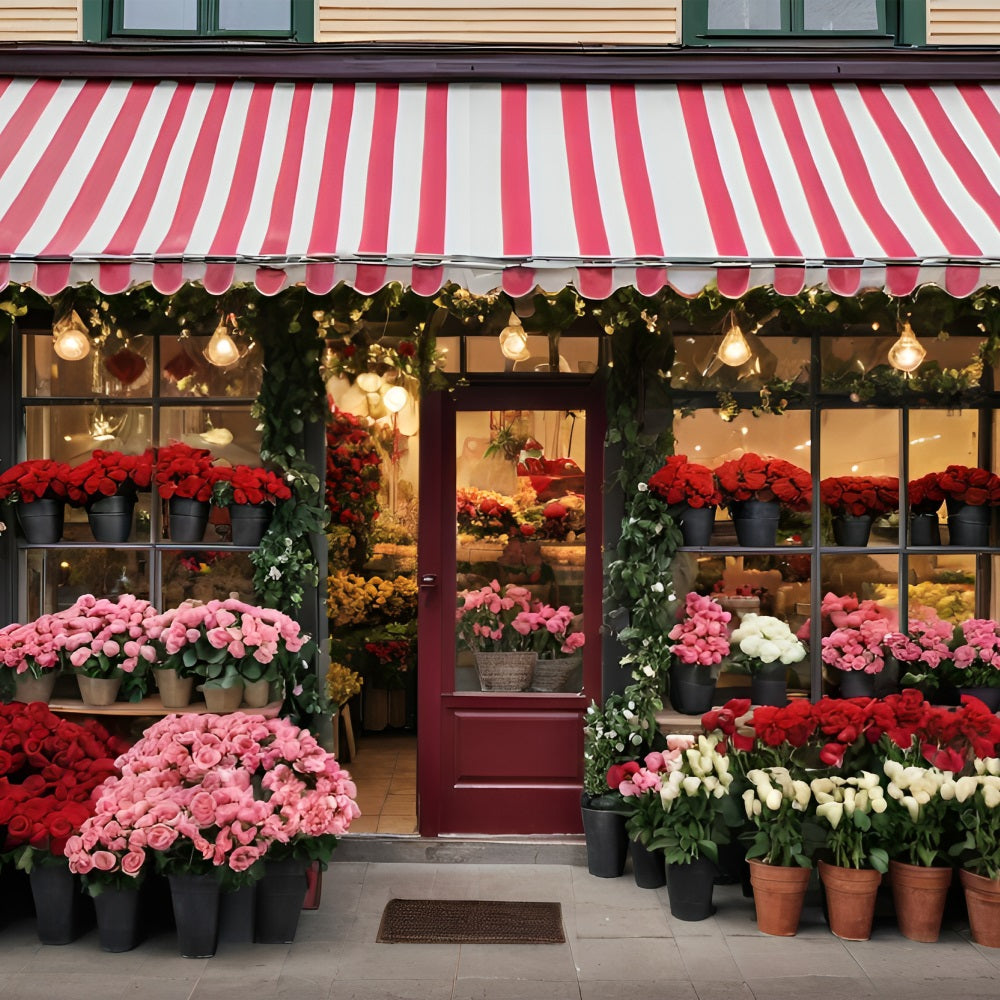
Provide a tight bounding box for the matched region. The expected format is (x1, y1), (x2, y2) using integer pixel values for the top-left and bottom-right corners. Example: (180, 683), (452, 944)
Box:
(748, 859), (812, 936)
(889, 860), (952, 943)
(818, 860), (882, 941)
(960, 868), (1000, 948)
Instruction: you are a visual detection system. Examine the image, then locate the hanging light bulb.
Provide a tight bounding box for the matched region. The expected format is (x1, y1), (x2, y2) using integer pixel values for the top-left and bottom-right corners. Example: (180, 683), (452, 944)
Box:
(52, 309), (91, 361)
(716, 312), (752, 367)
(887, 320), (926, 373)
(88, 405), (125, 442)
(499, 313), (531, 361)
(205, 317), (240, 367)
(383, 384), (410, 413)
(356, 370), (382, 393)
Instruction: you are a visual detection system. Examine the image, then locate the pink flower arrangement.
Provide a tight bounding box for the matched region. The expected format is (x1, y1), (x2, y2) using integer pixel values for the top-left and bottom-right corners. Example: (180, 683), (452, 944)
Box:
(821, 617), (893, 674)
(65, 712), (359, 892)
(951, 619), (1000, 688)
(884, 617), (953, 672)
(668, 592), (731, 667)
(455, 580), (584, 656)
(0, 609), (74, 677)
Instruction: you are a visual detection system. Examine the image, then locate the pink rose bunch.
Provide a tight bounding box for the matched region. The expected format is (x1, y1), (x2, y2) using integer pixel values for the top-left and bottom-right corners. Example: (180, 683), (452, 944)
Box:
(821, 617), (893, 674)
(0, 612), (67, 676)
(797, 591), (894, 641)
(884, 617), (953, 671)
(668, 592), (731, 667)
(58, 594), (158, 679)
(65, 712), (359, 892)
(952, 619), (1000, 687)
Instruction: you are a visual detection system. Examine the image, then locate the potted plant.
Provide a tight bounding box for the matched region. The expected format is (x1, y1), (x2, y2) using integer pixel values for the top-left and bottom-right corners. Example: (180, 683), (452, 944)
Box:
(947, 618), (1000, 711)
(57, 593), (158, 705)
(888, 615), (955, 700)
(531, 605), (585, 693)
(0, 457), (72, 543)
(651, 734), (735, 920)
(212, 463), (291, 546)
(147, 597), (311, 712)
(713, 453), (811, 547)
(729, 613), (807, 706)
(742, 766), (815, 936)
(936, 464), (1000, 547)
(908, 471), (946, 546)
(66, 449), (154, 543)
(647, 454), (722, 546)
(610, 737), (694, 888)
(820, 615), (893, 700)
(810, 771), (890, 940)
(819, 474), (899, 547)
(362, 631), (413, 729)
(666, 592), (731, 715)
(0, 610), (67, 703)
(154, 441), (218, 543)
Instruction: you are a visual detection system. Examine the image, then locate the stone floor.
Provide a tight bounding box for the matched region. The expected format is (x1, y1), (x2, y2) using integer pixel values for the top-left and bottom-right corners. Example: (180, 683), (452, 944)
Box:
(1, 856), (999, 1000)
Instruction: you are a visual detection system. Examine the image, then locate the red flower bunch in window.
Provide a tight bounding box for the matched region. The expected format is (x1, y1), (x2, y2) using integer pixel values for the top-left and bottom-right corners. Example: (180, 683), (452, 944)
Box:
(935, 465), (1000, 507)
(713, 453), (812, 511)
(364, 638), (412, 689)
(820, 476), (899, 517)
(908, 472), (946, 514)
(647, 455), (722, 509)
(456, 486), (522, 538)
(0, 458), (71, 504)
(212, 465), (292, 507)
(326, 408), (381, 527)
(66, 449), (154, 505)
(154, 442), (217, 502)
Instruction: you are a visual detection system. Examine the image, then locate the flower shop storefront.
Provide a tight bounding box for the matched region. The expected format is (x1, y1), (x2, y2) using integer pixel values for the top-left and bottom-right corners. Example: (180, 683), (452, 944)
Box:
(2, 61), (1000, 838)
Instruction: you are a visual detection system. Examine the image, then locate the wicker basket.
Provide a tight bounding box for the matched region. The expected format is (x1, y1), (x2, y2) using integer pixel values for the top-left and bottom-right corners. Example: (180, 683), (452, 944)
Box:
(474, 651), (536, 692)
(530, 654), (582, 692)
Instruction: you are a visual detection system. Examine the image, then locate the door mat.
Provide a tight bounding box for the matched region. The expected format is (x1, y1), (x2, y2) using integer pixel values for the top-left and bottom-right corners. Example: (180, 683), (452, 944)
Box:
(376, 899), (565, 944)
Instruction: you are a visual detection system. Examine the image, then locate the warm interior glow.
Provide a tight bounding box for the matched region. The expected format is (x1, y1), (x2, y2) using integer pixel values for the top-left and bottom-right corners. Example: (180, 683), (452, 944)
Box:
(717, 319), (753, 367)
(499, 313), (531, 361)
(205, 322), (240, 367)
(383, 384), (410, 413)
(52, 310), (91, 362)
(887, 321), (927, 373)
(355, 371), (382, 393)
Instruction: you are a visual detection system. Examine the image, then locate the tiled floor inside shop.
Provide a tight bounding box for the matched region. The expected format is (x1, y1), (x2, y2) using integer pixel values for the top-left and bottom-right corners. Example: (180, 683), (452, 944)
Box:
(344, 730), (418, 835)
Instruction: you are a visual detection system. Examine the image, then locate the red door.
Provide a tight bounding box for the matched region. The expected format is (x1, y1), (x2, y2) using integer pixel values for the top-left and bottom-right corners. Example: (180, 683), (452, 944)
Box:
(417, 383), (604, 835)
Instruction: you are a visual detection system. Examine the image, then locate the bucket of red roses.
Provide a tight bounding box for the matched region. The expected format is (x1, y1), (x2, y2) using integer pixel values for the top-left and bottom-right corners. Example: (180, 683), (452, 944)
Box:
(820, 474), (899, 548)
(714, 454), (812, 548)
(908, 471), (945, 546)
(936, 464), (1000, 548)
(212, 463), (292, 547)
(0, 457), (71, 544)
(66, 448), (154, 544)
(155, 441), (218, 544)
(647, 454), (722, 547)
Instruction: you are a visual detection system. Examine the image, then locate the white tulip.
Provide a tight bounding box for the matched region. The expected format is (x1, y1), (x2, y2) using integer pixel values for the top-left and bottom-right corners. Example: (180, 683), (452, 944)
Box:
(765, 788), (783, 812)
(816, 801), (843, 828)
(743, 789), (756, 818)
(956, 776), (979, 802)
(682, 776), (701, 796)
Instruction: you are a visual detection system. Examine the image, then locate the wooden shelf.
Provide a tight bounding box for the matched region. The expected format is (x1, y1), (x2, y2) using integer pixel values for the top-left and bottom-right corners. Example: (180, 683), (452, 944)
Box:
(48, 696), (283, 718)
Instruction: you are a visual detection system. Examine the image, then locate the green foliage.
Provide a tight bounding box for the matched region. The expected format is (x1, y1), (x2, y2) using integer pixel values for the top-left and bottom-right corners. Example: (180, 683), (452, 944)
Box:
(582, 686), (660, 798)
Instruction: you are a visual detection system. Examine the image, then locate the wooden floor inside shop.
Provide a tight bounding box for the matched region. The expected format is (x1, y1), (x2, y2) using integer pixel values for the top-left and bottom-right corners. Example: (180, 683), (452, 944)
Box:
(344, 730), (418, 834)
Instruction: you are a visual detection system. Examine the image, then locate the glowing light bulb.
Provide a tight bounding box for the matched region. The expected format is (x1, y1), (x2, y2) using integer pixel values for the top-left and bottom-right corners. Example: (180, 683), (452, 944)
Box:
(717, 319), (752, 367)
(205, 323), (240, 367)
(52, 310), (91, 361)
(499, 313), (531, 361)
(383, 385), (410, 413)
(356, 371), (382, 393)
(887, 321), (926, 373)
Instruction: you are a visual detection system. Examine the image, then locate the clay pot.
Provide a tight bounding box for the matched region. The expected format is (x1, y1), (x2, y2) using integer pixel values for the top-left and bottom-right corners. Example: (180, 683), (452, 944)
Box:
(960, 868), (1000, 948)
(889, 860), (952, 943)
(818, 860), (882, 941)
(748, 859), (812, 936)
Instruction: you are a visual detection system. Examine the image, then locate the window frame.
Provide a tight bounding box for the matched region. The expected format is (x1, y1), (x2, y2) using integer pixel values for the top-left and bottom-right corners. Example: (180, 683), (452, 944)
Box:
(84, 0), (315, 42)
(682, 0), (927, 46)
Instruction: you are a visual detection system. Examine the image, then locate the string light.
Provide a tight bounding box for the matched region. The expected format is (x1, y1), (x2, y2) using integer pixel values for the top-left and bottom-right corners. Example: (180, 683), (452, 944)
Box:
(716, 311), (752, 367)
(887, 320), (926, 373)
(52, 309), (91, 361)
(383, 385), (410, 413)
(499, 313), (531, 361)
(205, 317), (241, 367)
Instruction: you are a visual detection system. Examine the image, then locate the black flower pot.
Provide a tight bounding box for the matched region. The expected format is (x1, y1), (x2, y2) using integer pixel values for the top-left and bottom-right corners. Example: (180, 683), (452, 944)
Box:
(168, 497), (210, 543)
(947, 499), (991, 547)
(909, 511), (941, 546)
(15, 499), (64, 544)
(832, 514), (873, 547)
(86, 493), (136, 543)
(730, 499), (780, 547)
(229, 502), (274, 547)
(678, 504), (716, 547)
(94, 884), (142, 953)
(751, 672), (787, 707)
(630, 839), (666, 889)
(29, 864), (82, 945)
(581, 797), (629, 878)
(219, 882), (257, 943)
(666, 856), (717, 921)
(168, 872), (220, 958)
(255, 858), (309, 943)
(839, 671), (877, 699)
(669, 662), (717, 715)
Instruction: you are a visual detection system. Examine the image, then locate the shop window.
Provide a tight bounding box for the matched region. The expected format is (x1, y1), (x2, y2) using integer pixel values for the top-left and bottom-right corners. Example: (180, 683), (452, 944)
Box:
(15, 327), (263, 618)
(682, 0), (926, 45)
(84, 0), (314, 40)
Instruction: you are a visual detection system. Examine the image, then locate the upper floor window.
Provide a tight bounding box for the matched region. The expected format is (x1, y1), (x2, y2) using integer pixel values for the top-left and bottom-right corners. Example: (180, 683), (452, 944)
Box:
(85, 0), (314, 41)
(683, 0), (926, 46)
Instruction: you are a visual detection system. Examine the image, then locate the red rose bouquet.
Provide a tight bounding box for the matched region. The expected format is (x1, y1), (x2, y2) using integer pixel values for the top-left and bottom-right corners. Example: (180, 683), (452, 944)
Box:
(648, 455), (722, 509)
(212, 464), (292, 506)
(908, 472), (946, 514)
(820, 476), (899, 517)
(936, 465), (1000, 507)
(66, 449), (154, 505)
(326, 408), (381, 527)
(0, 458), (71, 505)
(714, 453), (812, 511)
(154, 442), (217, 502)
(456, 486), (523, 538)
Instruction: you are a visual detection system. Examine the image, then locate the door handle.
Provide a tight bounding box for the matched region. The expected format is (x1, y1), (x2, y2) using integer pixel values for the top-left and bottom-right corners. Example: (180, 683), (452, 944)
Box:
(419, 574), (438, 588)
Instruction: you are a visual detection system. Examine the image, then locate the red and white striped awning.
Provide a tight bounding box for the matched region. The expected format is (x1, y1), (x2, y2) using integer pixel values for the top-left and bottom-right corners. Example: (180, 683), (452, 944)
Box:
(1, 77), (999, 299)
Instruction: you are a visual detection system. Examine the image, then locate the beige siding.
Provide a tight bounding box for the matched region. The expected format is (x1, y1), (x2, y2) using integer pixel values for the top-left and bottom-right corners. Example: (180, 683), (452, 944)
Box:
(0, 0), (80, 40)
(928, 0), (1000, 44)
(317, 0), (681, 44)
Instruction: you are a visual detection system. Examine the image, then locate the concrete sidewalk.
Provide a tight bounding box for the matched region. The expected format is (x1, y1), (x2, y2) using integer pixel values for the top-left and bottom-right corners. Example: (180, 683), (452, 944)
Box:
(0, 851), (998, 1000)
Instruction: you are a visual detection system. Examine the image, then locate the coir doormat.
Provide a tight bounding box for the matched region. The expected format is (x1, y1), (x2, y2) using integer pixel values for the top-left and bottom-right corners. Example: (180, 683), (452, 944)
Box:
(376, 898), (565, 944)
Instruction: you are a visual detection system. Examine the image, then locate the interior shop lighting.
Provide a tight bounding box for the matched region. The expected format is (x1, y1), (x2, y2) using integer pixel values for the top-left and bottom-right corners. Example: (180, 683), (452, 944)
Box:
(499, 313), (531, 362)
(355, 371), (383, 393)
(52, 309), (91, 361)
(716, 312), (753, 367)
(205, 316), (241, 367)
(383, 384), (410, 413)
(887, 320), (926, 373)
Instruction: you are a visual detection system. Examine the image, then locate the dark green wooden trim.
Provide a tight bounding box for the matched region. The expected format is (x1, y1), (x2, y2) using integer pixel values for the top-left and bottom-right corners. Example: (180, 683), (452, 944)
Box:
(898, 0), (927, 46)
(81, 0), (111, 42)
(291, 0), (314, 42)
(94, 0), (310, 41)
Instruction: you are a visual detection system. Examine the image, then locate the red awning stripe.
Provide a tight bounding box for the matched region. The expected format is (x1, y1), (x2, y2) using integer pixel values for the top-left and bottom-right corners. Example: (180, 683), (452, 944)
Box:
(0, 79), (997, 297)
